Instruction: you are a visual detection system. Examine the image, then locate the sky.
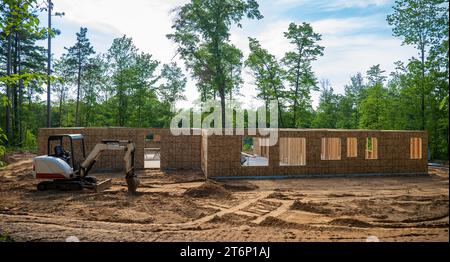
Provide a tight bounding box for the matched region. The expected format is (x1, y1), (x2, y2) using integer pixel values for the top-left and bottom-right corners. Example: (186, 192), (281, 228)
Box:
(42, 0), (418, 109)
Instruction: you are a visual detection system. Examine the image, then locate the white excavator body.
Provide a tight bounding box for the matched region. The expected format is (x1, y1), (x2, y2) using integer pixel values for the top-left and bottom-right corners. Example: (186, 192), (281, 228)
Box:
(33, 156), (74, 179)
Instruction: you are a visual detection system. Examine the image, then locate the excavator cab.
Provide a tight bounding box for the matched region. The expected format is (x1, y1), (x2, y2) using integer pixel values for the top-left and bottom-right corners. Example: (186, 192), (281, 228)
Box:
(47, 134), (85, 172)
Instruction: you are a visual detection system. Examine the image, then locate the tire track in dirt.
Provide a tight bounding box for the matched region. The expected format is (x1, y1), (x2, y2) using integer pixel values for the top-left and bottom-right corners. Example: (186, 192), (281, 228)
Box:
(0, 191), (275, 235)
(251, 200), (294, 224)
(178, 191), (274, 226)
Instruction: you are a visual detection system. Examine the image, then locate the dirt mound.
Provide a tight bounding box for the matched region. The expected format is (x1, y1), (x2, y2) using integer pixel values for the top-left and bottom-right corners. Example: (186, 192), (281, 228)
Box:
(290, 200), (333, 215)
(210, 213), (256, 225)
(0, 158), (33, 182)
(326, 193), (356, 198)
(267, 192), (292, 200)
(1, 152), (35, 166)
(428, 166), (449, 178)
(329, 218), (373, 228)
(223, 182), (259, 192)
(183, 180), (232, 199)
(259, 216), (307, 229)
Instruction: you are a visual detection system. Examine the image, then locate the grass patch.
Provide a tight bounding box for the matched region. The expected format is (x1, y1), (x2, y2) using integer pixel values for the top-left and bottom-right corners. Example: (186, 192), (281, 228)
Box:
(0, 232), (14, 242)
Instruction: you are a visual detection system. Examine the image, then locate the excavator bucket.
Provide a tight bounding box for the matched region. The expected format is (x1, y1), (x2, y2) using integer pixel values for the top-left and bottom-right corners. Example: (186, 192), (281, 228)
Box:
(94, 178), (112, 192)
(126, 176), (140, 194)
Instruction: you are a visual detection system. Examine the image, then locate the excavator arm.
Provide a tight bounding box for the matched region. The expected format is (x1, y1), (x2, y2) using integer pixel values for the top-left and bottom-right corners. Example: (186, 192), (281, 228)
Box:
(80, 140), (139, 193)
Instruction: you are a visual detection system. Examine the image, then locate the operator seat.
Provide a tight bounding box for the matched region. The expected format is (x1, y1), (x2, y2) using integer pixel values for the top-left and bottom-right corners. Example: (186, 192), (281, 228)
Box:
(54, 145), (71, 164)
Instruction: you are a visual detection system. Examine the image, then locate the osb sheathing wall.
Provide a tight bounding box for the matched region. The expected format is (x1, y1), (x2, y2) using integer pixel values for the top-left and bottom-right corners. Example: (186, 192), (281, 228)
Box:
(38, 128), (201, 171)
(202, 129), (428, 178)
(39, 128), (427, 176)
(160, 128), (202, 170)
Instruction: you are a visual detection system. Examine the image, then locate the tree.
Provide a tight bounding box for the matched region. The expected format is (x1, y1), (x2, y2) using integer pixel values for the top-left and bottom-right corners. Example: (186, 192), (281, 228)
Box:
(0, 127), (7, 167)
(107, 36), (137, 127)
(159, 62), (187, 107)
(359, 65), (388, 129)
(0, 0), (47, 145)
(167, 0), (263, 128)
(52, 57), (71, 127)
(313, 80), (338, 128)
(282, 22), (324, 127)
(81, 55), (109, 126)
(387, 0), (448, 130)
(129, 52), (159, 127)
(106, 36), (161, 127)
(222, 43), (244, 101)
(245, 37), (286, 127)
(64, 27), (95, 126)
(158, 62), (187, 126)
(335, 94), (355, 129)
(343, 73), (366, 128)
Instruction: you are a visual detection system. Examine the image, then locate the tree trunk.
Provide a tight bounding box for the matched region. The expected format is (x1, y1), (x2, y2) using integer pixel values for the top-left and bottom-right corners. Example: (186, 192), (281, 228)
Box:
(277, 98), (284, 128)
(376, 85), (379, 129)
(75, 53), (82, 127)
(17, 32), (23, 144)
(12, 31), (19, 145)
(213, 38), (225, 129)
(5, 30), (13, 145)
(219, 85), (226, 129)
(118, 73), (124, 127)
(59, 85), (64, 127)
(272, 84), (284, 128)
(293, 60), (301, 127)
(420, 46), (426, 130)
(138, 92), (142, 128)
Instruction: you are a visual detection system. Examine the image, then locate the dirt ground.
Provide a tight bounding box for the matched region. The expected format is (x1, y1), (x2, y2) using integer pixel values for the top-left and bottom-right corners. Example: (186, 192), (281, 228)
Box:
(0, 154), (448, 242)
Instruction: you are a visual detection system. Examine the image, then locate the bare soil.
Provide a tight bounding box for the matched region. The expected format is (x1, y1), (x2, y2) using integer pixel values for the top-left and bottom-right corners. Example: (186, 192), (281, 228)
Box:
(0, 154), (448, 242)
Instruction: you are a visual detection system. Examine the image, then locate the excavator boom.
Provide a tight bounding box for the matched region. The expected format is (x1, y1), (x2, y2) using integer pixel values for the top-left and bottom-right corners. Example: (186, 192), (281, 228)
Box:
(80, 140), (139, 194)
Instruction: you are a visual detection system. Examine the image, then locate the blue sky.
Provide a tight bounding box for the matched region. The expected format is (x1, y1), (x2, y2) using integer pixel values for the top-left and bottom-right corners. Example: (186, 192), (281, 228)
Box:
(43, 0), (417, 108)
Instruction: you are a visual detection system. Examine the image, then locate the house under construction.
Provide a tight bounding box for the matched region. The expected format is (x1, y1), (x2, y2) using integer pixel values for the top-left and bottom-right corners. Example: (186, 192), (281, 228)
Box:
(38, 128), (428, 178)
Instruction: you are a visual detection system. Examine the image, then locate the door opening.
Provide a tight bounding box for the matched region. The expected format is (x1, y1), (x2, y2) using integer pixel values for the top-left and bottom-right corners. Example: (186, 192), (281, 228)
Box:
(144, 148), (160, 169)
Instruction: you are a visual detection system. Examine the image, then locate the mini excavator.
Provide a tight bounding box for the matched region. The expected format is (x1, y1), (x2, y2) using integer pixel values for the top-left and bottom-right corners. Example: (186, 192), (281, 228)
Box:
(32, 134), (140, 194)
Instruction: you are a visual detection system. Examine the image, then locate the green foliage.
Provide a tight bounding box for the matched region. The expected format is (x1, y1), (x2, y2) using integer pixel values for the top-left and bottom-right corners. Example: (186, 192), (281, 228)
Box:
(167, 0), (262, 126)
(0, 232), (14, 242)
(367, 137), (373, 151)
(0, 0), (448, 161)
(313, 80), (339, 128)
(359, 65), (388, 129)
(245, 37), (286, 126)
(387, 0), (449, 130)
(23, 129), (36, 150)
(106, 36), (161, 127)
(145, 133), (154, 141)
(64, 27), (96, 126)
(0, 128), (7, 167)
(242, 136), (253, 151)
(282, 22), (324, 128)
(387, 0), (447, 51)
(159, 62), (187, 105)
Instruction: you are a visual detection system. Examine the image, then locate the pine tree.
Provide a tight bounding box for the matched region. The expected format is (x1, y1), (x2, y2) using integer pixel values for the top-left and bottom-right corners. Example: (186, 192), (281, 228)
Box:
(64, 27), (95, 126)
(282, 22), (324, 128)
(245, 37), (286, 127)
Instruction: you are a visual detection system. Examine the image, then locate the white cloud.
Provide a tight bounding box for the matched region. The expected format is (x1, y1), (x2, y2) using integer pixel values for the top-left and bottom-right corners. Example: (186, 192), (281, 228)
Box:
(52, 0), (197, 107)
(272, 0), (391, 10)
(311, 16), (382, 35)
(49, 0), (416, 110)
(230, 14), (417, 108)
(53, 0), (188, 63)
(323, 0), (391, 10)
